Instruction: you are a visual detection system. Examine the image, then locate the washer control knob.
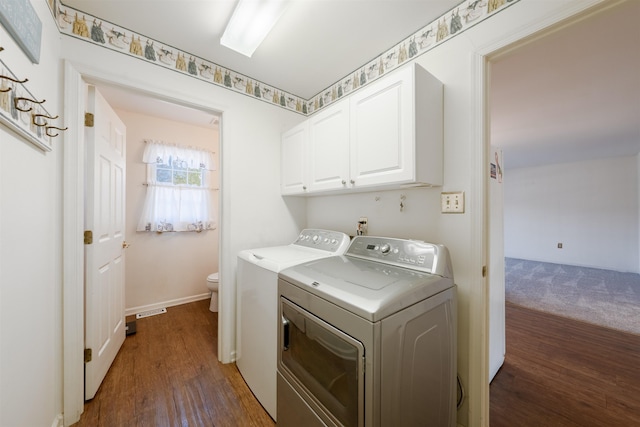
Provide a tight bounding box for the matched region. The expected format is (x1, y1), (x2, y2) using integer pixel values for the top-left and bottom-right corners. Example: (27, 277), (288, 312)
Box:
(312, 235), (320, 243)
(380, 244), (391, 255)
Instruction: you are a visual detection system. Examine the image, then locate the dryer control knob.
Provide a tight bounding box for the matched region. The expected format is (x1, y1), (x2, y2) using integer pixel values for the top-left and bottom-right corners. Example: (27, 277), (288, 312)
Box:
(380, 244), (391, 254)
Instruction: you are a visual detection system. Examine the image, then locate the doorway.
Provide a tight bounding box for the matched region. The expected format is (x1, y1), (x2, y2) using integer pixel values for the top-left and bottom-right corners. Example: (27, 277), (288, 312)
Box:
(487, 0), (639, 411)
(94, 82), (221, 318)
(62, 62), (223, 426)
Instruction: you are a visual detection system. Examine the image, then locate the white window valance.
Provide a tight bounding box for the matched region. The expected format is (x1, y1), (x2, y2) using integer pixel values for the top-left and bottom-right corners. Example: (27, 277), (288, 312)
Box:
(142, 139), (216, 171)
(137, 140), (217, 233)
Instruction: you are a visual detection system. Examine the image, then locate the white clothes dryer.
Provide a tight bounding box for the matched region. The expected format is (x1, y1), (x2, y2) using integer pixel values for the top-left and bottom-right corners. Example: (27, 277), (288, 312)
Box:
(277, 236), (457, 427)
(236, 229), (350, 420)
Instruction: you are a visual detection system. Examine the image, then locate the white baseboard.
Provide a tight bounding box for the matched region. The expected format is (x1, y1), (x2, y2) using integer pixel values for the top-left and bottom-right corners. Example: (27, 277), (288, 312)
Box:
(51, 414), (64, 427)
(125, 293), (211, 317)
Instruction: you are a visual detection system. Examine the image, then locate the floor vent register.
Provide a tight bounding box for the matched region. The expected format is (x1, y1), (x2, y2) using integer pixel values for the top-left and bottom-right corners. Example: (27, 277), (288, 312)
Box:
(135, 307), (167, 319)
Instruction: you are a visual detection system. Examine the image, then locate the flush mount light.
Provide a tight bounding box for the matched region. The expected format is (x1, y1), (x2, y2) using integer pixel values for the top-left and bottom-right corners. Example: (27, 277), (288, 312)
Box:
(220, 0), (290, 57)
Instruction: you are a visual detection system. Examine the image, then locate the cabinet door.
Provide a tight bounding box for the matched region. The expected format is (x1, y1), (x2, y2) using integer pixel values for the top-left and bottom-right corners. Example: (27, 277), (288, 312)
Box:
(308, 99), (350, 193)
(350, 66), (414, 188)
(281, 121), (308, 195)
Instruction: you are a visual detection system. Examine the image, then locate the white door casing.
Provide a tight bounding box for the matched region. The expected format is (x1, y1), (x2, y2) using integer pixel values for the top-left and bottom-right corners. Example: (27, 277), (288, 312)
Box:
(62, 62), (225, 425)
(84, 85), (127, 400)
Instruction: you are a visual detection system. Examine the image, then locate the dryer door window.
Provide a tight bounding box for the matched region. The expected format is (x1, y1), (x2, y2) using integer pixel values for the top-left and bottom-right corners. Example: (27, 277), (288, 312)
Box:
(279, 297), (364, 427)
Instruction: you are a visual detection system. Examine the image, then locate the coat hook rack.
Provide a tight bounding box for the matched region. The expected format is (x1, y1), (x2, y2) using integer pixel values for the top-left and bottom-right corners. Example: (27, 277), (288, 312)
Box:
(32, 112), (58, 127)
(45, 125), (68, 137)
(0, 74), (28, 84)
(0, 75), (28, 92)
(1, 54), (61, 152)
(14, 96), (45, 112)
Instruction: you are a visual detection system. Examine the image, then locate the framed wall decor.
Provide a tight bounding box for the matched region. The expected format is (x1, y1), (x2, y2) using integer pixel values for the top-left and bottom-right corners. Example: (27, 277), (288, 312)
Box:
(0, 0), (42, 64)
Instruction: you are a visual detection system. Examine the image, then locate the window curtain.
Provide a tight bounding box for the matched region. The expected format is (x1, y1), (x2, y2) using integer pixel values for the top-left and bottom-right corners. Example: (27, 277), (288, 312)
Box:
(137, 140), (217, 233)
(141, 140), (215, 170)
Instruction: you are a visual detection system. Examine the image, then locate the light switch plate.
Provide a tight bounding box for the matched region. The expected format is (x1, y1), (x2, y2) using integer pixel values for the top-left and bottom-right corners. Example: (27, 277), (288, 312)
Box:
(441, 192), (465, 213)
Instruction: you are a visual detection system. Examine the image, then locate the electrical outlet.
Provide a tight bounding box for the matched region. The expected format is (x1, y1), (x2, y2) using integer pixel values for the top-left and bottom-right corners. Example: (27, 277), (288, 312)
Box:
(441, 192), (465, 214)
(357, 217), (368, 235)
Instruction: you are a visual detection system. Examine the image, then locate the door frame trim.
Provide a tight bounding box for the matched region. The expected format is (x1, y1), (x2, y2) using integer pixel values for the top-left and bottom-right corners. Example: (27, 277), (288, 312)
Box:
(469, 1), (605, 425)
(62, 60), (86, 426)
(62, 60), (225, 425)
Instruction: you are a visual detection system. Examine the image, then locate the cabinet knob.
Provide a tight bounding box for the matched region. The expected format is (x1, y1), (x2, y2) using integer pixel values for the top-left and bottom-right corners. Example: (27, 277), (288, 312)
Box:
(350, 179), (355, 185)
(342, 180), (346, 185)
(303, 186), (307, 190)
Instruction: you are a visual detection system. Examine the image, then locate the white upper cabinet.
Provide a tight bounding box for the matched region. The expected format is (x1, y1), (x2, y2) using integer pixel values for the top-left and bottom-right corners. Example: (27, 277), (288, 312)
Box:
(281, 121), (309, 195)
(350, 63), (443, 190)
(307, 98), (350, 192)
(281, 63), (443, 196)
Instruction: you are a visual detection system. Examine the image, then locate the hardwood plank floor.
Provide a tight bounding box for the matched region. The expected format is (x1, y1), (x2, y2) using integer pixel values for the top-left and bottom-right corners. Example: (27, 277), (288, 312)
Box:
(490, 301), (640, 427)
(77, 299), (640, 426)
(74, 299), (275, 427)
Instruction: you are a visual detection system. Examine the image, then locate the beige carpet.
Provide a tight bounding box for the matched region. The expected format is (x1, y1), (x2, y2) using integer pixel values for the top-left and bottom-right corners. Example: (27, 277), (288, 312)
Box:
(505, 258), (640, 335)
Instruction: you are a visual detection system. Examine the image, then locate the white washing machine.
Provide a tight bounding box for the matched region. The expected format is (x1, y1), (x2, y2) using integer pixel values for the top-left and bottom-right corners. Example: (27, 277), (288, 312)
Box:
(236, 229), (351, 420)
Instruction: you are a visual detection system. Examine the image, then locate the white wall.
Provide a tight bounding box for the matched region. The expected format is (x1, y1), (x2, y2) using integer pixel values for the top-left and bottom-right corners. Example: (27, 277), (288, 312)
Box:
(60, 34), (308, 368)
(504, 155), (639, 273)
(0, 1), (607, 426)
(118, 109), (219, 313)
(0, 2), (63, 426)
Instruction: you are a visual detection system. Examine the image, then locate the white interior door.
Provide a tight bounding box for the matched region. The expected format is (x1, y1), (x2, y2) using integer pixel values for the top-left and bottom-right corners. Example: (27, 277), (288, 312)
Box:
(489, 146), (505, 382)
(84, 85), (127, 400)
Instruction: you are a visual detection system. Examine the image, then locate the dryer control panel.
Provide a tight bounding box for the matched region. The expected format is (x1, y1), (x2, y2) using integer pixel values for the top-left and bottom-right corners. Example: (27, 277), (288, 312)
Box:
(346, 236), (453, 279)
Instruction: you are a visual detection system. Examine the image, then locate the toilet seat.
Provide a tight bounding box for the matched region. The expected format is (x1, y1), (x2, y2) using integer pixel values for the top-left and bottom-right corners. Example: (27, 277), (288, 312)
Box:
(207, 272), (219, 282)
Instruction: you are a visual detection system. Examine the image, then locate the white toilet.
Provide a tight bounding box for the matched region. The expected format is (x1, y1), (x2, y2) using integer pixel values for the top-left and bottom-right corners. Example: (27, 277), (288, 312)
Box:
(206, 272), (219, 312)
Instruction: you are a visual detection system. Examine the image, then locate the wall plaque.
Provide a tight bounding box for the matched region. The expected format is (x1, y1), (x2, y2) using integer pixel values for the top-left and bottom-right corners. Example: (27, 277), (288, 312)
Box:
(0, 0), (42, 64)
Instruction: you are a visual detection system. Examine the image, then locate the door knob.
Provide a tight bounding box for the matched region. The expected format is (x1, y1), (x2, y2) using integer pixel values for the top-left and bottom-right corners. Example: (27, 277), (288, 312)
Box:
(122, 241), (130, 249)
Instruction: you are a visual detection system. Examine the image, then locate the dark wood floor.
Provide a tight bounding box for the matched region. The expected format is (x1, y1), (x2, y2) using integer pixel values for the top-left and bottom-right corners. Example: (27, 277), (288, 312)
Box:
(74, 299), (275, 427)
(75, 299), (640, 426)
(490, 301), (640, 427)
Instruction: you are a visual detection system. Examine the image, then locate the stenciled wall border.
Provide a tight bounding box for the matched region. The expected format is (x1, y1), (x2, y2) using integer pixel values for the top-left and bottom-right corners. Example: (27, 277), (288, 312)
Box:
(52, 0), (520, 116)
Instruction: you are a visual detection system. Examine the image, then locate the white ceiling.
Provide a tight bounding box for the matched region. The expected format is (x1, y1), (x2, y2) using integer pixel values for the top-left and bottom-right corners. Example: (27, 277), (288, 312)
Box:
(63, 0), (462, 100)
(66, 0), (640, 170)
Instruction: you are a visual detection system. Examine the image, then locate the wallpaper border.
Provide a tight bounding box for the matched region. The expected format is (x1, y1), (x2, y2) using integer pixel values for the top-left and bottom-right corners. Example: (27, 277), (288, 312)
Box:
(52, 0), (520, 116)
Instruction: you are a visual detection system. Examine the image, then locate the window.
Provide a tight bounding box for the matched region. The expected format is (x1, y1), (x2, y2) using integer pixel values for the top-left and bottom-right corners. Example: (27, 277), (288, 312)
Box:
(137, 140), (217, 233)
(155, 154), (204, 186)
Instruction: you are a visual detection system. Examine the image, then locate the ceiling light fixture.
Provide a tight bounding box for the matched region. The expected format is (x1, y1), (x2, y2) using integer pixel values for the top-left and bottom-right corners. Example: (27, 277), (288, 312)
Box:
(220, 0), (290, 58)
